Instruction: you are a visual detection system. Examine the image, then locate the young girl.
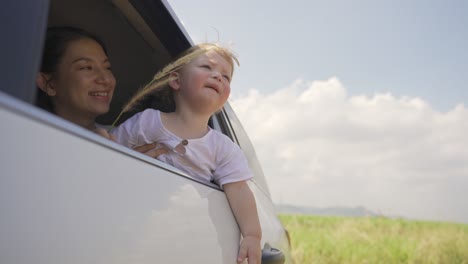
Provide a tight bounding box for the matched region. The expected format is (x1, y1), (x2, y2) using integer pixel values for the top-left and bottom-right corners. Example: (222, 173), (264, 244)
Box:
(111, 43), (261, 264)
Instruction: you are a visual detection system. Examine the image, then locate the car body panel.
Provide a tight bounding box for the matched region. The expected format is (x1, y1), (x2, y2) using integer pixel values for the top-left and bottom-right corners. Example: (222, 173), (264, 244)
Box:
(1, 96), (239, 263)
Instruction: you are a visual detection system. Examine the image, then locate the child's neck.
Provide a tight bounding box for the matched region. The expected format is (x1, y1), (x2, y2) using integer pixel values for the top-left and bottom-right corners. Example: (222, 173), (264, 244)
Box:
(161, 109), (211, 139)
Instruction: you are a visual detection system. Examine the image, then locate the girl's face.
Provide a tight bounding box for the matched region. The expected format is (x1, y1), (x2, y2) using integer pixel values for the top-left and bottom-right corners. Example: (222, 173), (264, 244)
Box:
(48, 38), (116, 121)
(173, 50), (232, 114)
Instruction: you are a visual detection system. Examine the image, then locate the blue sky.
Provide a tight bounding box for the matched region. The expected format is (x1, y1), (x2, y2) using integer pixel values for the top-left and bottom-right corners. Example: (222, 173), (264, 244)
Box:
(168, 0), (467, 111)
(167, 0), (468, 224)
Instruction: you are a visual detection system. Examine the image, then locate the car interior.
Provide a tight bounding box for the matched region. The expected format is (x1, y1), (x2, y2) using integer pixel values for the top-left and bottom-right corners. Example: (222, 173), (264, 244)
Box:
(42, 0), (234, 137)
(44, 0), (191, 126)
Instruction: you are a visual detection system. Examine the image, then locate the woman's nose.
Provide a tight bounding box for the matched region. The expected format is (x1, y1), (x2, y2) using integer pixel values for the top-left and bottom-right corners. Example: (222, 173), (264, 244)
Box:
(96, 68), (115, 85)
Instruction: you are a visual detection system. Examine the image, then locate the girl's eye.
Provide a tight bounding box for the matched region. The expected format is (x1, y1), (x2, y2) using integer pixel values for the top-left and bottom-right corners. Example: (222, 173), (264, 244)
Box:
(223, 75), (231, 82)
(201, 64), (211, 70)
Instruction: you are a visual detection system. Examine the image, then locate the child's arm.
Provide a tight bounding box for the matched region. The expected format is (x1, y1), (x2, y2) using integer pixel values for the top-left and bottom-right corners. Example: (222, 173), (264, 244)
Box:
(223, 181), (262, 264)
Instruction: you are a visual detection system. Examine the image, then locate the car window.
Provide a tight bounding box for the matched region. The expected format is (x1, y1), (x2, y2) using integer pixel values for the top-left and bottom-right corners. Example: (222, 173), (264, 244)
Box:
(8, 0), (230, 190)
(1, 0), (260, 193)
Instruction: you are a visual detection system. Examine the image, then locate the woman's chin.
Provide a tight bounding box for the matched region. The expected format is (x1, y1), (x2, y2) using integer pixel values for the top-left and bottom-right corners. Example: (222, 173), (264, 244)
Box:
(91, 106), (110, 116)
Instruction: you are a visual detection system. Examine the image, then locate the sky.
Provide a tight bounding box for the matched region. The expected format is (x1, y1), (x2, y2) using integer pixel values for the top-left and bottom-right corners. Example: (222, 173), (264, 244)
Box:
(166, 0), (468, 224)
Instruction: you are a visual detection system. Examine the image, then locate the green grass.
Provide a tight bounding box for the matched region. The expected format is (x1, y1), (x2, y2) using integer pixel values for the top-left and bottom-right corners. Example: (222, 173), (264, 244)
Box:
(279, 214), (468, 264)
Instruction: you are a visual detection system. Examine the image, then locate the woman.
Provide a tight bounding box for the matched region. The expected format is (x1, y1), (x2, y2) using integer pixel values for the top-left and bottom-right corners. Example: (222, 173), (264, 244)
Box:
(36, 26), (114, 132)
(36, 26), (165, 156)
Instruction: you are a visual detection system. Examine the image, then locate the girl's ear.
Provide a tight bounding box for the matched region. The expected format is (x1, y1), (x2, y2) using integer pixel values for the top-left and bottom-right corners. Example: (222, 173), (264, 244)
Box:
(168, 72), (180, 91)
(36, 73), (57, 96)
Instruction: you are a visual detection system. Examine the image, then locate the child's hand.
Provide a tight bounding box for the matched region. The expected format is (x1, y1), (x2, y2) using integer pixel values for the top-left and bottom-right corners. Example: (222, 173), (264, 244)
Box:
(237, 235), (261, 264)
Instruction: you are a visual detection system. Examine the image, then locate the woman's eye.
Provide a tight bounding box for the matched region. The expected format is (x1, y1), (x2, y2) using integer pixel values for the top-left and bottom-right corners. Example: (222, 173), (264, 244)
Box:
(79, 66), (92, 70)
(104, 62), (112, 71)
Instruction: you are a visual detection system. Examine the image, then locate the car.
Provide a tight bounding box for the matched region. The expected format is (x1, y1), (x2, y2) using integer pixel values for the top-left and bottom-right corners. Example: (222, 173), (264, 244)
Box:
(0, 0), (292, 263)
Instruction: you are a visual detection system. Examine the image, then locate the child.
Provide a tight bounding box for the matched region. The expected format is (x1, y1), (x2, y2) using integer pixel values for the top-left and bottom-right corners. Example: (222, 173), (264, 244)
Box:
(112, 43), (262, 264)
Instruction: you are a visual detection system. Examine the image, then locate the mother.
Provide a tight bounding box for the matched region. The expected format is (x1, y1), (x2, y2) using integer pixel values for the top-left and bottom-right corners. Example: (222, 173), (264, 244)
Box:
(36, 26), (115, 133)
(36, 26), (165, 156)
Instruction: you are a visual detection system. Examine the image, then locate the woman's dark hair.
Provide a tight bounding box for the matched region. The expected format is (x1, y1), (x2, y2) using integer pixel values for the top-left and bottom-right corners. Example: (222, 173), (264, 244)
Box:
(36, 26), (108, 112)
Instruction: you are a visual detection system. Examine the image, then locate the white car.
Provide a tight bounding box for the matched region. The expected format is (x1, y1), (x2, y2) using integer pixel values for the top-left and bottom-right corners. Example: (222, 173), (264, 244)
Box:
(0, 0), (292, 263)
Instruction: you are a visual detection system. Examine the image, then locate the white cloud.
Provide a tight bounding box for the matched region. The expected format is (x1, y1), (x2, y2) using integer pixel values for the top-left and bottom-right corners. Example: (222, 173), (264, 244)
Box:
(230, 77), (468, 223)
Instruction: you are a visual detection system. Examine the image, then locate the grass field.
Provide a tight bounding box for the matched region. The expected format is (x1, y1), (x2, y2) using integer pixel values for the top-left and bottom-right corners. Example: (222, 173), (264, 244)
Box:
(279, 214), (468, 264)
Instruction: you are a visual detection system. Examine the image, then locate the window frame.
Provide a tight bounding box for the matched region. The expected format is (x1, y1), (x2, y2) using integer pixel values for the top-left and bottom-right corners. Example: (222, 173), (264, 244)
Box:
(0, 0), (258, 193)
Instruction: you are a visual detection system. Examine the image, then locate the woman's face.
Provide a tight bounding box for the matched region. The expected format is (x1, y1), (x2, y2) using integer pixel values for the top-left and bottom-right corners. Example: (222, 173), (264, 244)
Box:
(50, 38), (116, 121)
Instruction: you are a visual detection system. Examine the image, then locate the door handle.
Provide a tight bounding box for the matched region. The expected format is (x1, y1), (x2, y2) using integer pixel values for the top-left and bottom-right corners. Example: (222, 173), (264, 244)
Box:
(261, 243), (285, 264)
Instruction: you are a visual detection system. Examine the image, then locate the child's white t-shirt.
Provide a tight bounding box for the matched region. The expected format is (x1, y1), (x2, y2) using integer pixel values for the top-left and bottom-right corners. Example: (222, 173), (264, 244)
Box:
(111, 109), (253, 187)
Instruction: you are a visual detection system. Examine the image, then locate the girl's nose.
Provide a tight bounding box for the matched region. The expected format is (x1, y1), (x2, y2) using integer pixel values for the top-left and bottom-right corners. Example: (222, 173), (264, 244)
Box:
(212, 71), (222, 81)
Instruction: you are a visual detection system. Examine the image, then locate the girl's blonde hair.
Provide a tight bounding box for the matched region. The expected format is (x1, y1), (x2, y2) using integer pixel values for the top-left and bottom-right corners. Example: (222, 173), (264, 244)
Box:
(110, 43), (239, 128)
